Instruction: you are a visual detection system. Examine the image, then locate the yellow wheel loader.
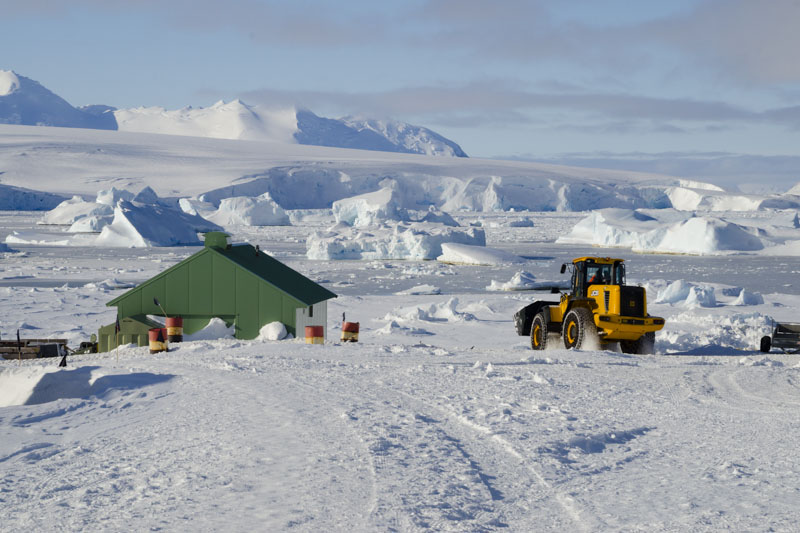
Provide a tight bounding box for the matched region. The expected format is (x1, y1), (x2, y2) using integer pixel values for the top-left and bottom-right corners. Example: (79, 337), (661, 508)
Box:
(514, 257), (665, 354)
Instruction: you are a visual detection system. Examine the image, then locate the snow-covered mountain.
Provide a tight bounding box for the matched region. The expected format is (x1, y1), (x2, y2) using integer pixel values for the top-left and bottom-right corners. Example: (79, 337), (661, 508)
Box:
(0, 71), (115, 130)
(0, 70), (467, 157)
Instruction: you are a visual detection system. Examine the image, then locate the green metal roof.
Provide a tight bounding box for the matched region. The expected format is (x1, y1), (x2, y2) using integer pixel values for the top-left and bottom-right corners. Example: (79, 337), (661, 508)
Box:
(217, 243), (337, 306)
(107, 243), (336, 308)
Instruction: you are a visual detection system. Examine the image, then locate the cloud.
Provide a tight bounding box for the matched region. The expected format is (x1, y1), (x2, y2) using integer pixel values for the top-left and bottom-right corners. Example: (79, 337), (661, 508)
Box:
(240, 81), (776, 128)
(4, 0), (393, 47)
(648, 0), (800, 83)
(8, 1), (799, 85)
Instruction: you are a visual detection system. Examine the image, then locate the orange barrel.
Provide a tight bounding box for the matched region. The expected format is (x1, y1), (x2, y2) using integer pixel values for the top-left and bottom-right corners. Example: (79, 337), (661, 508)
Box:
(305, 325), (324, 345)
(166, 316), (183, 343)
(148, 328), (169, 354)
(341, 321), (360, 342)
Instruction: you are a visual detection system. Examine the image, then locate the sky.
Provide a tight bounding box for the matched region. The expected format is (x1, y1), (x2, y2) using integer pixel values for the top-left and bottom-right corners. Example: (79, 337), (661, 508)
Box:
(1, 0), (799, 188)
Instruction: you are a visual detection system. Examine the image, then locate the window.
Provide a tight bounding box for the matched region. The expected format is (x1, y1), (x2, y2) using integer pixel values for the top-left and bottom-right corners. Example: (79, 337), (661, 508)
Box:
(309, 305), (314, 318)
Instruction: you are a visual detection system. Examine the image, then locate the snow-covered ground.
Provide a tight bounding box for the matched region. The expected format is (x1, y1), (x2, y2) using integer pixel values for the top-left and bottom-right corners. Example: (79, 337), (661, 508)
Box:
(2, 206), (800, 531)
(2, 125), (800, 530)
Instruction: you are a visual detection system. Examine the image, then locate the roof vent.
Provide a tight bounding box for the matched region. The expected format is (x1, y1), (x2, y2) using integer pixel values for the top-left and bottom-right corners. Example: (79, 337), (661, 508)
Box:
(204, 232), (231, 249)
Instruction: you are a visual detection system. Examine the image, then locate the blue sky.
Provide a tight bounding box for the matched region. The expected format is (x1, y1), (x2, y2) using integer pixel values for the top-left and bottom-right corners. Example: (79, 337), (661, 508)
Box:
(2, 0), (799, 185)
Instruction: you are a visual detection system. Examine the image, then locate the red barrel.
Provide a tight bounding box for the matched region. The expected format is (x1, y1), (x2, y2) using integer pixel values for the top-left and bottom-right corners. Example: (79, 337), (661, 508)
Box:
(165, 316), (183, 343)
(305, 325), (324, 344)
(341, 321), (359, 342)
(148, 328), (169, 354)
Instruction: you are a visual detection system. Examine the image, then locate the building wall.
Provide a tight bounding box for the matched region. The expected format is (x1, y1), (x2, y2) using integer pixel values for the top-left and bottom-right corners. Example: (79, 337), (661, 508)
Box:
(111, 249), (313, 341)
(295, 302), (328, 340)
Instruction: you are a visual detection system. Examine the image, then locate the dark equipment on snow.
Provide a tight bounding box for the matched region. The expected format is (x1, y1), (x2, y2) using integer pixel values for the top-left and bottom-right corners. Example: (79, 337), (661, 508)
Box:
(760, 321), (800, 354)
(0, 335), (68, 360)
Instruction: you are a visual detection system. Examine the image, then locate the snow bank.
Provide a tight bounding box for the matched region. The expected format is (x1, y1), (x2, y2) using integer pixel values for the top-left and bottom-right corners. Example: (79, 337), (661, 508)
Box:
(332, 186), (409, 227)
(307, 223), (485, 260)
(558, 208), (766, 255)
(658, 311), (772, 353)
(204, 192), (290, 227)
(384, 298), (477, 323)
(437, 243), (524, 265)
(0, 366), (173, 407)
(184, 318), (235, 341)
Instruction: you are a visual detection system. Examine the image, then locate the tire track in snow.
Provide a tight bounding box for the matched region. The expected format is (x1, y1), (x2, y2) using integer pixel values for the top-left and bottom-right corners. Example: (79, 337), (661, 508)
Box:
(334, 373), (598, 532)
(705, 366), (800, 414)
(396, 389), (597, 532)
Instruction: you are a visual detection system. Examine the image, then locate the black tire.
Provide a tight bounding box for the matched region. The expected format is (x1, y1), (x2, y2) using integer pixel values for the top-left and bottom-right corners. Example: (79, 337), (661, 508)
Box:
(621, 331), (656, 355)
(760, 336), (771, 353)
(562, 307), (599, 350)
(530, 310), (549, 350)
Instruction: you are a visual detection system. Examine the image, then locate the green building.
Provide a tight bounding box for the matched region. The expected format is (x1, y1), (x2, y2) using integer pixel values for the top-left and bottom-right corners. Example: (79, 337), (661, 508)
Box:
(99, 232), (336, 351)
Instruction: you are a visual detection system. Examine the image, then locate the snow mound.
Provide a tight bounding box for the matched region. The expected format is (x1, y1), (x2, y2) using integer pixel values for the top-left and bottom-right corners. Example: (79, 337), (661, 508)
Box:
(307, 223), (485, 260)
(559, 208), (766, 255)
(656, 280), (716, 307)
(437, 242), (524, 265)
(205, 193), (291, 227)
(394, 284), (441, 295)
(684, 286), (717, 308)
(0, 70), (20, 96)
(731, 288), (764, 306)
(258, 321), (288, 341)
(374, 320), (433, 336)
(332, 186), (409, 227)
(384, 297), (477, 323)
(184, 318), (236, 341)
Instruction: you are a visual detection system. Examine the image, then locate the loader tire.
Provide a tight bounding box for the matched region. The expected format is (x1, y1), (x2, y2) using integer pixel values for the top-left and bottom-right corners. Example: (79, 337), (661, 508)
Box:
(562, 307), (599, 350)
(621, 331), (656, 355)
(530, 310), (549, 350)
(760, 336), (771, 353)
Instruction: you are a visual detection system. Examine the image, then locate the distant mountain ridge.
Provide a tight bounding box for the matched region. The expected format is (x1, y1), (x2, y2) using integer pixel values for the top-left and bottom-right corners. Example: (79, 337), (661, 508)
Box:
(0, 70), (467, 157)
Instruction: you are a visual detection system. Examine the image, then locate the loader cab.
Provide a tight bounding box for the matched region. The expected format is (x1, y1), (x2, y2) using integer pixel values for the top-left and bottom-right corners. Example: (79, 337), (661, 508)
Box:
(561, 257), (626, 298)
